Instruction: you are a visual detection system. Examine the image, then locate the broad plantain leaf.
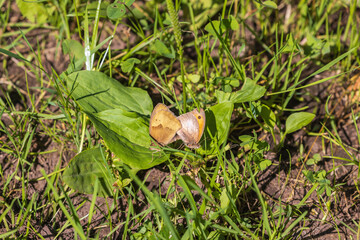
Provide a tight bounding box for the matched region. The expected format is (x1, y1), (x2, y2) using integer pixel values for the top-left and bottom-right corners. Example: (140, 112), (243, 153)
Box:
(87, 112), (169, 171)
(198, 102), (234, 155)
(65, 71), (167, 171)
(93, 108), (151, 148)
(63, 147), (114, 197)
(62, 39), (85, 72)
(66, 71), (152, 115)
(62, 39), (85, 62)
(285, 112), (315, 134)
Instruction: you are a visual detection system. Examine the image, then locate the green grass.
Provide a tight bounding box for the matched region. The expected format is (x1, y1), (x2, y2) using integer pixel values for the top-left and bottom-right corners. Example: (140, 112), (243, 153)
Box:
(1, 0), (360, 239)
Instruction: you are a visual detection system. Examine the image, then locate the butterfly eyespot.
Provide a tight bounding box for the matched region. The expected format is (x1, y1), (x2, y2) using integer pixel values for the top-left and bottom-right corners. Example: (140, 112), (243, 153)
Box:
(198, 116), (201, 119)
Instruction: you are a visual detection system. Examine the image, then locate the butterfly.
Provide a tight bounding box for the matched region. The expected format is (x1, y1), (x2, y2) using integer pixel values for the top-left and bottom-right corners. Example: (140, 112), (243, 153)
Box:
(149, 103), (182, 146)
(176, 108), (205, 149)
(149, 103), (205, 149)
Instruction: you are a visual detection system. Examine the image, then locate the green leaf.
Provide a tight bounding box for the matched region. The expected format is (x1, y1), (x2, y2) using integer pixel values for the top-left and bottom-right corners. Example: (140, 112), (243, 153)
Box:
(216, 79), (266, 103)
(62, 39), (85, 62)
(222, 17), (239, 31)
(229, 15), (239, 30)
(204, 20), (226, 37)
(239, 135), (269, 153)
(215, 77), (240, 87)
(0, 48), (33, 65)
(188, 74), (201, 83)
(223, 85), (232, 93)
(65, 71), (168, 170)
(317, 170), (327, 179)
(232, 79), (266, 103)
(62, 39), (85, 72)
(63, 147), (115, 197)
(198, 102), (234, 154)
(124, 0), (136, 7)
(262, 1), (278, 9)
(260, 104), (276, 130)
(313, 153), (321, 161)
(220, 188), (231, 212)
(285, 112), (315, 134)
(283, 34), (300, 53)
(107, 2), (126, 20)
(66, 71), (152, 115)
(306, 158), (316, 165)
(325, 185), (332, 197)
(303, 170), (314, 182)
(92, 108), (151, 148)
(153, 40), (175, 58)
(87, 112), (169, 171)
(215, 90), (233, 103)
(120, 58), (141, 73)
(259, 159), (272, 171)
(16, 0), (54, 23)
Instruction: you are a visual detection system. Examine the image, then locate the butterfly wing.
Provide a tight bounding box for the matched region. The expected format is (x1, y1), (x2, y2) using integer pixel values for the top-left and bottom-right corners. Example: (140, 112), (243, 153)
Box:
(177, 108), (205, 148)
(149, 103), (182, 145)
